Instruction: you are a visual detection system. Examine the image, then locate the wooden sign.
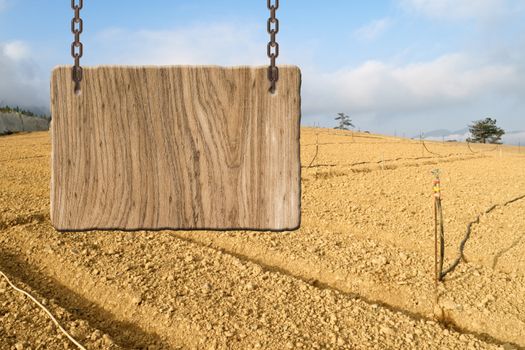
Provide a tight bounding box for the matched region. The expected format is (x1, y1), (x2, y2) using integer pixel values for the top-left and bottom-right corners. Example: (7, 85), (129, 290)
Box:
(50, 66), (301, 231)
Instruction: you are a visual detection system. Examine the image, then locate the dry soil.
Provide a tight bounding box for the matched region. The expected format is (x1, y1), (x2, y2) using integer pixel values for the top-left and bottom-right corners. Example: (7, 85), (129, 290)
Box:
(0, 129), (524, 349)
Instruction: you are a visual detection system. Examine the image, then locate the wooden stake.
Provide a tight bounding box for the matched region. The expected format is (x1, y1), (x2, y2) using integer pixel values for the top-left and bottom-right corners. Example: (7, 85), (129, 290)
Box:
(434, 197), (439, 291)
(420, 133), (424, 157)
(431, 169), (441, 304)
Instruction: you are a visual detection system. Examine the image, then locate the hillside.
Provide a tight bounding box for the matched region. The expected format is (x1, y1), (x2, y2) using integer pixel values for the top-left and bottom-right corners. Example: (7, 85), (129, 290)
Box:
(0, 112), (50, 136)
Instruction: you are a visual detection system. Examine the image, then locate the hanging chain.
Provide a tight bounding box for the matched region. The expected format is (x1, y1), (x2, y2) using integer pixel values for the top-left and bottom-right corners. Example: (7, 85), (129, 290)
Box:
(69, 1), (278, 93)
(267, 0), (279, 93)
(71, 0), (84, 94)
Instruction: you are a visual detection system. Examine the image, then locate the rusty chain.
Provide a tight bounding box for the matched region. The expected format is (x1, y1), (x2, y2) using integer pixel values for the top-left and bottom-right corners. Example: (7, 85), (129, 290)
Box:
(71, 0), (83, 94)
(267, 0), (279, 93)
(69, 1), (279, 94)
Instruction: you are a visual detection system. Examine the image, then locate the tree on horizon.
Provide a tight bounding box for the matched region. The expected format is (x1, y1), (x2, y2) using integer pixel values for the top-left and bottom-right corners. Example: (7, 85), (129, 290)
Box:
(334, 113), (354, 131)
(0, 104), (49, 119)
(467, 117), (505, 144)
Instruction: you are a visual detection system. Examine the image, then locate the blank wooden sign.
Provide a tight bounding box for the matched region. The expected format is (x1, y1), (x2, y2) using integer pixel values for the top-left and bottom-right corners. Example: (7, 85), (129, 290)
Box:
(50, 66), (301, 231)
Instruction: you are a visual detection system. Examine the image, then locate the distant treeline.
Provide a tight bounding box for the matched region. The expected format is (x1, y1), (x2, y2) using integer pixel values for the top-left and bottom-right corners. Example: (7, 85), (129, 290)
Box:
(0, 105), (50, 120)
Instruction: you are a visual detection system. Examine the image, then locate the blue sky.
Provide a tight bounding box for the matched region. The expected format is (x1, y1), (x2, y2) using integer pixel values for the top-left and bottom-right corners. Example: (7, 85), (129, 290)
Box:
(1, 0), (524, 140)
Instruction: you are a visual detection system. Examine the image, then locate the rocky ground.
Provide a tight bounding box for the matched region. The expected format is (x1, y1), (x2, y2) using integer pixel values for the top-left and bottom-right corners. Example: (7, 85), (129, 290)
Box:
(0, 130), (524, 349)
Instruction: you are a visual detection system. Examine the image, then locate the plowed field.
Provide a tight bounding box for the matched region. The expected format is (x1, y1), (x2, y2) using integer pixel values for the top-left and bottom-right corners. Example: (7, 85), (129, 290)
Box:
(1, 129), (524, 349)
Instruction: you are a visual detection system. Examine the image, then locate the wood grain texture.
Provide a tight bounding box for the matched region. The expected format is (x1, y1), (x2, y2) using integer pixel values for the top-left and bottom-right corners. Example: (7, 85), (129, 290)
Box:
(50, 66), (301, 231)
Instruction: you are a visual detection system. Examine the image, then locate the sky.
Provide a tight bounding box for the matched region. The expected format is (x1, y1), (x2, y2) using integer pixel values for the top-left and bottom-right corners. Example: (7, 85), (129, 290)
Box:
(1, 0), (524, 138)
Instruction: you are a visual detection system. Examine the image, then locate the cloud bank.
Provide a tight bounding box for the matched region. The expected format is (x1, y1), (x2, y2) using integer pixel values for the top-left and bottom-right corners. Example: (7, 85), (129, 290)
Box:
(0, 41), (48, 110)
(301, 53), (524, 124)
(92, 23), (264, 66)
(1, 5), (524, 137)
(91, 24), (525, 124)
(426, 130), (524, 145)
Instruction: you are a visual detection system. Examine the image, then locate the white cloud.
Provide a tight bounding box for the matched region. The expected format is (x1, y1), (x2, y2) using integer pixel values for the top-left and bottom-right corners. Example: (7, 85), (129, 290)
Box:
(354, 18), (392, 41)
(399, 0), (521, 20)
(2, 21), (288, 114)
(426, 131), (469, 142)
(0, 41), (47, 110)
(415, 128), (524, 145)
(3, 41), (30, 60)
(391, 54), (517, 99)
(88, 22), (525, 133)
(1, 20), (522, 132)
(98, 23), (521, 118)
(301, 53), (523, 118)
(92, 23), (265, 66)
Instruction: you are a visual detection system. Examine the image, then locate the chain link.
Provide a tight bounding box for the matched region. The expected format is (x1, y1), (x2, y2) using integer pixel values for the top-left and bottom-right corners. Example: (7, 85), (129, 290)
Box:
(68, 1), (279, 94)
(267, 0), (279, 93)
(71, 0), (83, 94)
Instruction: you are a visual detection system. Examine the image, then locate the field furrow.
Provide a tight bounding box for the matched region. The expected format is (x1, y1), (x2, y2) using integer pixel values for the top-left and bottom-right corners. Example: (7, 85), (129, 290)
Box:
(1, 130), (524, 349)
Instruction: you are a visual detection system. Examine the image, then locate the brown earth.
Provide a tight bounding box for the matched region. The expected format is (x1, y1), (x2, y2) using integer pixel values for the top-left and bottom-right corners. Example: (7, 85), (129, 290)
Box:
(0, 129), (524, 349)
